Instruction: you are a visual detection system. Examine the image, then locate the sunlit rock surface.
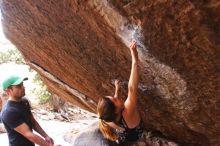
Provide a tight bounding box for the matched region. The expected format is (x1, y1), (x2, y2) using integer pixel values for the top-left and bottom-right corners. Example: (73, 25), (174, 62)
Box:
(1, 0), (219, 145)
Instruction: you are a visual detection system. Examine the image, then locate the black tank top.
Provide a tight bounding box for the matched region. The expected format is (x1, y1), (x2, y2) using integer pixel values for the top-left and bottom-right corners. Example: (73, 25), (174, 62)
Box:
(116, 114), (144, 143)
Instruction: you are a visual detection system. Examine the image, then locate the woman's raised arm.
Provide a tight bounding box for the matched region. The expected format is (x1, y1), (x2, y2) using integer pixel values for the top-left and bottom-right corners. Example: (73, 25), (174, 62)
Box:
(124, 41), (139, 116)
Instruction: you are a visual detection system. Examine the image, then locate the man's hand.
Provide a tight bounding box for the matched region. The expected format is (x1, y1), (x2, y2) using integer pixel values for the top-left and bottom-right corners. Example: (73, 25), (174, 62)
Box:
(48, 144), (62, 146)
(45, 136), (54, 145)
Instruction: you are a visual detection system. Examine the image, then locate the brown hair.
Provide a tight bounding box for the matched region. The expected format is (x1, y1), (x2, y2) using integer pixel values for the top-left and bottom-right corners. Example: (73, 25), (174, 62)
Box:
(97, 97), (118, 141)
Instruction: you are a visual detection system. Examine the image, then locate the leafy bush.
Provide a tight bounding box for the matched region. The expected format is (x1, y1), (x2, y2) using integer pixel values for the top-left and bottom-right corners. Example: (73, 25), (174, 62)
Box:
(32, 74), (52, 104)
(0, 47), (24, 64)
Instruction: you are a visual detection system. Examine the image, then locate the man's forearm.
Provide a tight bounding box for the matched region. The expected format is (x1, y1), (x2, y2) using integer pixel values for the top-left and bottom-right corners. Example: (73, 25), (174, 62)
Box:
(33, 119), (48, 138)
(25, 132), (50, 146)
(32, 117), (54, 144)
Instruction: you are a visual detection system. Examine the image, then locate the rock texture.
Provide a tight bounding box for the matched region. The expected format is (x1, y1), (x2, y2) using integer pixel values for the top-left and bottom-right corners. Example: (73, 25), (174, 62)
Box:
(0, 0), (219, 145)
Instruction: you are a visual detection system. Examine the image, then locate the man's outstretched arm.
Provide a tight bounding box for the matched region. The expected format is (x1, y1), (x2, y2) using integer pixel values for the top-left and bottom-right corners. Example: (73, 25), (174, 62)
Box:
(14, 122), (52, 146)
(31, 115), (54, 144)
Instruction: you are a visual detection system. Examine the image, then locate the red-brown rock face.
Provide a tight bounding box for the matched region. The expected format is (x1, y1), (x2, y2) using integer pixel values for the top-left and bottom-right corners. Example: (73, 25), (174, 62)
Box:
(1, 0), (219, 145)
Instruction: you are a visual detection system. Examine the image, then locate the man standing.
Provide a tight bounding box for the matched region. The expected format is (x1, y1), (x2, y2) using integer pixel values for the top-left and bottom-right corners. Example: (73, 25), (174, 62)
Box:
(1, 75), (59, 146)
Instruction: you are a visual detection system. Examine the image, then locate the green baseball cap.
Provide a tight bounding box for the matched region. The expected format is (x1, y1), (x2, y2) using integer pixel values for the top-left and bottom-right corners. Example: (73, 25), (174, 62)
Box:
(1, 75), (28, 90)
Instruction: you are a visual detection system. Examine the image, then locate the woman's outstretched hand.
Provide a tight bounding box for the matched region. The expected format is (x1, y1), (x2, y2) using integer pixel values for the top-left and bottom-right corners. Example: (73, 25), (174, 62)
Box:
(114, 79), (121, 98)
(114, 79), (121, 90)
(129, 40), (138, 63)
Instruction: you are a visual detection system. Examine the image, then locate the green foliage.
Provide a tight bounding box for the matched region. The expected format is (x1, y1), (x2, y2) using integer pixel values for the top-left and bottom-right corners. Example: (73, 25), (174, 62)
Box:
(0, 47), (25, 64)
(32, 74), (52, 104)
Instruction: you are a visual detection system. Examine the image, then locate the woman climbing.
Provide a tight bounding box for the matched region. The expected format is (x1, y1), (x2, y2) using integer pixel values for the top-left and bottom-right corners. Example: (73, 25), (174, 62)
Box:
(97, 40), (144, 144)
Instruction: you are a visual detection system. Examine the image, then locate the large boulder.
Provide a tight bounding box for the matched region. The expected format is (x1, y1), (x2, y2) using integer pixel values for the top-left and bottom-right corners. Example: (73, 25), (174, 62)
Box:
(72, 122), (118, 146)
(0, 0), (219, 145)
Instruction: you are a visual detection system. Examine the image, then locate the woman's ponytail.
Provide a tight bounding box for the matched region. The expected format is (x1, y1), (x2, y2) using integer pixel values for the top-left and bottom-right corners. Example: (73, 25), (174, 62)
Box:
(97, 97), (118, 141)
(99, 119), (118, 141)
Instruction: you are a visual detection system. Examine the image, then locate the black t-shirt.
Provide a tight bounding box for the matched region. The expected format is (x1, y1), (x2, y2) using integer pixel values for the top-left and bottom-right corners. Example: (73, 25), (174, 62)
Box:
(1, 98), (35, 146)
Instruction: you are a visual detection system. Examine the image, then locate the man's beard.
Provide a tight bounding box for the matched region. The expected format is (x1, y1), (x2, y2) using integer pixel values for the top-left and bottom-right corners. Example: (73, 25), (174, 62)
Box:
(16, 91), (25, 99)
